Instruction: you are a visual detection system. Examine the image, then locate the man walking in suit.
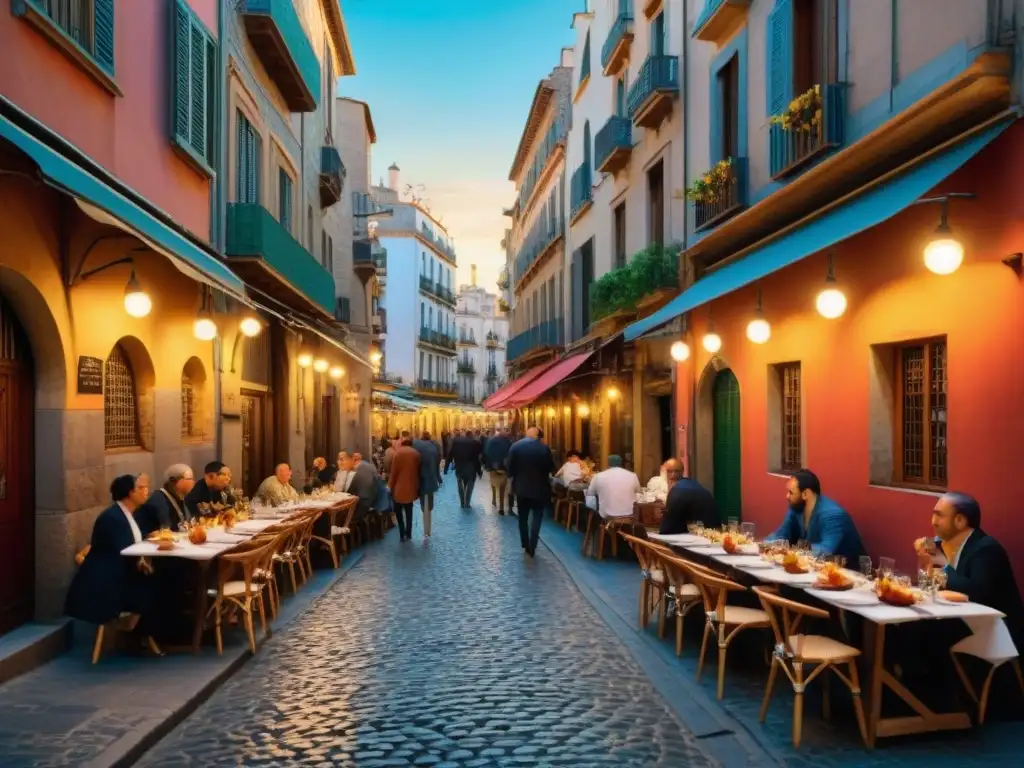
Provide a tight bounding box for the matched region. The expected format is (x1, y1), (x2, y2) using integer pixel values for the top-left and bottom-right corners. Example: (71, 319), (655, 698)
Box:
(445, 428), (483, 508)
(412, 430), (443, 537)
(506, 426), (555, 557)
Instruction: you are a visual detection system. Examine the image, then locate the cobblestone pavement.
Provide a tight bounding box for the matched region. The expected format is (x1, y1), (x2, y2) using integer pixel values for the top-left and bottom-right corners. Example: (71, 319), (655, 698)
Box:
(138, 480), (717, 768)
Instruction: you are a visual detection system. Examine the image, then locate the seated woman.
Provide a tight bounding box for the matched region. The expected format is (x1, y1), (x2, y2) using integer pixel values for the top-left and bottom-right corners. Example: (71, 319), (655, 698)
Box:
(65, 474), (163, 655)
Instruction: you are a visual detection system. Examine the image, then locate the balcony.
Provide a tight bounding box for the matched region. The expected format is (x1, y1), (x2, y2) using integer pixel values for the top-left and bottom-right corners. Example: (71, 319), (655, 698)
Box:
(507, 318), (564, 362)
(374, 372), (403, 385)
(627, 55), (679, 130)
(353, 239), (377, 281)
(239, 0), (320, 112)
(514, 118), (567, 217)
(693, 157), (748, 232)
(570, 162), (593, 225)
(486, 364), (500, 380)
(372, 243), (387, 276)
(226, 203), (334, 315)
(595, 116), (632, 175)
(319, 145), (345, 207)
(419, 222), (457, 264)
(692, 0), (751, 45)
(418, 275), (456, 307)
(769, 83), (846, 180)
(457, 332), (477, 347)
(371, 312), (385, 335)
(334, 297), (350, 324)
(414, 379), (458, 398)
(457, 360), (476, 375)
(486, 331), (504, 348)
(418, 327), (457, 354)
(601, 5), (634, 76)
(514, 214), (565, 291)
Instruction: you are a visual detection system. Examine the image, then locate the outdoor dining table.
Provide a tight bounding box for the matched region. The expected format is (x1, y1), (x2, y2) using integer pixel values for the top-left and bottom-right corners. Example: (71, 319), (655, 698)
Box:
(120, 493), (355, 652)
(648, 532), (1009, 747)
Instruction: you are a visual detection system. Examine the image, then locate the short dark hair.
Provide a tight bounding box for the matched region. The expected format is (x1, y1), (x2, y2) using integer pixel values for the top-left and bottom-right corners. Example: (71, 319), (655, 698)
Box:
(791, 469), (821, 497)
(401, 430), (411, 438)
(110, 474), (138, 502)
(421, 430), (431, 440)
(944, 492), (982, 529)
(566, 449), (581, 459)
(204, 461), (226, 475)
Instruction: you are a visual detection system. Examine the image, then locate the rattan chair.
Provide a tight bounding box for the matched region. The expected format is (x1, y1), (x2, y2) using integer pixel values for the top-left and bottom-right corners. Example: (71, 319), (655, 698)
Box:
(206, 540), (275, 654)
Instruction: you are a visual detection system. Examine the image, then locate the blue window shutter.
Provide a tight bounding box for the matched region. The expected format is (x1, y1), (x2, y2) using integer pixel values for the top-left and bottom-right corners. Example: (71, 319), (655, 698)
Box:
(93, 0), (115, 73)
(172, 3), (191, 151)
(767, 0), (793, 116)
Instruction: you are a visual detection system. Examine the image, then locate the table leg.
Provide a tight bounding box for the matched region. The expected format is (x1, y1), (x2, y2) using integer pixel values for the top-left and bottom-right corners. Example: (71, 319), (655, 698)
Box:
(865, 622), (885, 748)
(191, 560), (212, 654)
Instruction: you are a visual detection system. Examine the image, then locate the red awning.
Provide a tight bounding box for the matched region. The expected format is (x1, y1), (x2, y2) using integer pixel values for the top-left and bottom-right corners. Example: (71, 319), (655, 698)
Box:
(483, 358), (560, 410)
(502, 351), (594, 409)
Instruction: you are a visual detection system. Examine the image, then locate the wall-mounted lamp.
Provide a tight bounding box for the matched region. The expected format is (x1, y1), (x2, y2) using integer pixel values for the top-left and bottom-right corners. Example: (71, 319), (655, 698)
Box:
(577, 404), (590, 419)
(916, 193), (974, 275)
(193, 291), (218, 340)
(606, 386), (620, 400)
(123, 269), (152, 318)
(701, 306), (722, 353)
(239, 315), (262, 337)
(670, 340), (690, 362)
(329, 365), (345, 380)
(313, 358), (329, 373)
(746, 286), (771, 344)
(297, 352), (313, 368)
(73, 245), (152, 318)
(815, 253), (847, 319)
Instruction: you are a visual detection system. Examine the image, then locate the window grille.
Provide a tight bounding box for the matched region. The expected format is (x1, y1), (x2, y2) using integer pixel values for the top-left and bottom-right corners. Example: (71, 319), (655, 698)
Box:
(104, 344), (139, 449)
(181, 372), (197, 439)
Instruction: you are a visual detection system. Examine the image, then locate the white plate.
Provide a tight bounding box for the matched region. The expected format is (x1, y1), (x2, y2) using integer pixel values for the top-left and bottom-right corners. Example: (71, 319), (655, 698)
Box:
(814, 589), (879, 605)
(727, 556), (776, 569)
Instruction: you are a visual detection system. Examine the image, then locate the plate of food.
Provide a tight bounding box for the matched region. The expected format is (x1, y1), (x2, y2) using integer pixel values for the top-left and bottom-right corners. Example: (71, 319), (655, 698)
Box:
(936, 590), (969, 605)
(782, 551), (811, 574)
(812, 563), (855, 591)
(875, 577), (922, 607)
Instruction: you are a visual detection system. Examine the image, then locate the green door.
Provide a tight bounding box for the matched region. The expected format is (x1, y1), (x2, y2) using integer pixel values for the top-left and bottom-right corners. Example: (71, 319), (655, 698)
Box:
(713, 369), (742, 521)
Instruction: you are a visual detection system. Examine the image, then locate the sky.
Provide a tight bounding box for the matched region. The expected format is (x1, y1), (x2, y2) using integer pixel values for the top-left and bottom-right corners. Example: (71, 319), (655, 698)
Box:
(338, 0), (581, 292)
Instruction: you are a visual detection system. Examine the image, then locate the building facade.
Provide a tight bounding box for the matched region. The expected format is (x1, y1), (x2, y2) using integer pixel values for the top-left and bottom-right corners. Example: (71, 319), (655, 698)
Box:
(622, 0), (1024, 578)
(0, 0), (370, 635)
(455, 270), (509, 404)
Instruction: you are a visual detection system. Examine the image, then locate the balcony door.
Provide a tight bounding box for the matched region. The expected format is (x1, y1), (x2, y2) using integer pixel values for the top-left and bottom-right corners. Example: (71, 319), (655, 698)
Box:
(647, 160), (664, 247)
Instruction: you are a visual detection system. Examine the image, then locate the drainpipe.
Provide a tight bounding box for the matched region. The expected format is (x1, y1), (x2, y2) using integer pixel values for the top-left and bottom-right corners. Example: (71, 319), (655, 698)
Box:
(213, 0), (228, 458)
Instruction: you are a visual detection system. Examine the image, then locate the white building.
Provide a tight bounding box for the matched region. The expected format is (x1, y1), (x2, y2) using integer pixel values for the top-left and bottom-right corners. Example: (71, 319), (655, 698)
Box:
(455, 268), (509, 403)
(372, 165), (459, 404)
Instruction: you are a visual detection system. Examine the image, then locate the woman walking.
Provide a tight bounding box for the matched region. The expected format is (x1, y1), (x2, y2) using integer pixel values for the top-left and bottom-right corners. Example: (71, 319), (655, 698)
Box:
(388, 435), (421, 542)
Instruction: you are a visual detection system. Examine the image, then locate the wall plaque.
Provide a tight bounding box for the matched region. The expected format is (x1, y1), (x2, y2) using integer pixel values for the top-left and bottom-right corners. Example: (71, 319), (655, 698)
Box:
(77, 355), (104, 395)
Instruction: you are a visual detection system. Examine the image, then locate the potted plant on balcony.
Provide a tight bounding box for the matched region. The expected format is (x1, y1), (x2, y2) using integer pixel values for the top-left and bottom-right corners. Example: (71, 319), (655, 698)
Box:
(770, 84), (822, 133)
(498, 298), (510, 313)
(685, 157), (734, 204)
(632, 242), (680, 313)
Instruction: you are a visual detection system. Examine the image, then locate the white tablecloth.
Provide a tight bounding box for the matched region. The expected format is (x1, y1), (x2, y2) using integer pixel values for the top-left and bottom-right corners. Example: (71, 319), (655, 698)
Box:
(120, 539), (237, 561)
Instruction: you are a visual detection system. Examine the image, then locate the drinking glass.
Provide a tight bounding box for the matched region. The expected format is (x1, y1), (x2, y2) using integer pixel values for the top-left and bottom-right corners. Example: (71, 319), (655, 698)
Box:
(727, 517), (739, 533)
(859, 556), (873, 580)
(686, 523), (698, 535)
(740, 522), (756, 540)
(878, 557), (896, 578)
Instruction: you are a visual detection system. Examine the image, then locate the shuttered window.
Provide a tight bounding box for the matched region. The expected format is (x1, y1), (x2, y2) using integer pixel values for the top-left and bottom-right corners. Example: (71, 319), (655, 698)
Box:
(171, 0), (216, 174)
(766, 0), (793, 116)
(895, 338), (947, 489)
(579, 31), (591, 83)
(236, 110), (261, 204)
(27, 0), (114, 73)
(278, 169), (293, 232)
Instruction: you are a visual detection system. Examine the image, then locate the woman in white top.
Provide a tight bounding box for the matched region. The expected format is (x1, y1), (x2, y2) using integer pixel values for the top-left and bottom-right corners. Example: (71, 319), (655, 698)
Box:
(556, 450), (584, 484)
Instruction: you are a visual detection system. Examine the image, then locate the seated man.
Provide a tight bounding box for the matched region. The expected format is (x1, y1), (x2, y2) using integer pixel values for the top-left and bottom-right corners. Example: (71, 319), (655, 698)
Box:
(916, 492), (1024, 649)
(310, 456), (335, 488)
(65, 474), (162, 655)
(659, 460), (721, 534)
(255, 463), (299, 506)
(137, 464), (195, 533)
(184, 461), (233, 519)
(586, 455), (640, 521)
(768, 469), (865, 561)
(555, 450), (584, 485)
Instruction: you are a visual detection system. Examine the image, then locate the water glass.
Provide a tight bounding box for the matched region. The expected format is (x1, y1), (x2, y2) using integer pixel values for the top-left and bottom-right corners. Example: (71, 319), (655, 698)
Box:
(727, 517), (739, 533)
(859, 556), (873, 579)
(740, 521), (756, 540)
(878, 557), (896, 578)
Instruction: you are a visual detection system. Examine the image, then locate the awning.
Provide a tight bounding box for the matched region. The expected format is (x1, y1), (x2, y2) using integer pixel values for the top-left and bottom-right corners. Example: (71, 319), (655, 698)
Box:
(624, 119), (1013, 342)
(0, 111), (246, 298)
(503, 351), (595, 409)
(372, 390), (421, 412)
(483, 358), (559, 410)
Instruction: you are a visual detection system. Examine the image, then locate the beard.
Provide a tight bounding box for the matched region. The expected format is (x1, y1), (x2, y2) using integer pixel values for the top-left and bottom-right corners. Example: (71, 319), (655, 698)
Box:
(788, 498), (806, 513)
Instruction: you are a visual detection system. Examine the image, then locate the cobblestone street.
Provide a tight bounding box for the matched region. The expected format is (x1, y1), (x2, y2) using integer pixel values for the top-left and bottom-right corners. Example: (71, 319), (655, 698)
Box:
(137, 480), (716, 768)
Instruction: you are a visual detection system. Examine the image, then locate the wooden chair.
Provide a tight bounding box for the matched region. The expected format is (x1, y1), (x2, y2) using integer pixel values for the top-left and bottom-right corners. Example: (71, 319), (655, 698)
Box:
(753, 586), (867, 747)
(206, 540), (275, 654)
(950, 640), (1024, 724)
(252, 526), (294, 619)
(309, 497), (357, 568)
(619, 532), (668, 629)
(552, 485), (570, 527)
(567, 488), (586, 531)
(657, 553), (704, 656)
(685, 561), (771, 700)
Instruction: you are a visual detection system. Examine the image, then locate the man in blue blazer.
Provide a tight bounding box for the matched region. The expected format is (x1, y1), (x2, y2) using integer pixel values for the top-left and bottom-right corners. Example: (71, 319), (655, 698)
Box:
(506, 426), (555, 557)
(768, 469), (865, 562)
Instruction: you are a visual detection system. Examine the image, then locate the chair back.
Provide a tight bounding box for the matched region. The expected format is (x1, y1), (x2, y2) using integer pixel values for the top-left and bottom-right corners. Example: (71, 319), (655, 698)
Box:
(633, 500), (664, 529)
(752, 586), (829, 652)
(219, 540), (274, 596)
(680, 559), (745, 614)
(619, 532), (657, 572)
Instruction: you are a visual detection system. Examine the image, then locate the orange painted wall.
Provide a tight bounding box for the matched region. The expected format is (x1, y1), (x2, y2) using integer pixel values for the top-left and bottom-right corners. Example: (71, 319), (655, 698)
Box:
(675, 124), (1024, 581)
(0, 0), (217, 242)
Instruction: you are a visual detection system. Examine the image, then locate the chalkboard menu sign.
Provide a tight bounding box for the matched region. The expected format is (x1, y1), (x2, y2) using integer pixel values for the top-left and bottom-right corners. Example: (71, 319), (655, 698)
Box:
(77, 355), (104, 395)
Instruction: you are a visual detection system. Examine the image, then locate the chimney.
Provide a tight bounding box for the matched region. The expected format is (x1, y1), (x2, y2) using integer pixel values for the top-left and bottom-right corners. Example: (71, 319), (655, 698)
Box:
(388, 162), (400, 193)
(471, 264), (477, 286)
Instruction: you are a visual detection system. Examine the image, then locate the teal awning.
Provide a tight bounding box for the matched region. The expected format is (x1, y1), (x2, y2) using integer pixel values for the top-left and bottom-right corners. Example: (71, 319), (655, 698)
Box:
(372, 390), (422, 412)
(624, 120), (1012, 342)
(0, 113), (246, 297)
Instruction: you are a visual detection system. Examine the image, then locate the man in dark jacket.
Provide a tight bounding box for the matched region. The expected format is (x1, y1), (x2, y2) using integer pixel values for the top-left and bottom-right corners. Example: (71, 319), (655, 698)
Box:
(506, 427), (555, 557)
(65, 474), (162, 653)
(484, 427), (513, 515)
(446, 428), (483, 508)
(137, 464), (195, 532)
(659, 460), (721, 535)
(412, 430), (443, 537)
(184, 460), (233, 519)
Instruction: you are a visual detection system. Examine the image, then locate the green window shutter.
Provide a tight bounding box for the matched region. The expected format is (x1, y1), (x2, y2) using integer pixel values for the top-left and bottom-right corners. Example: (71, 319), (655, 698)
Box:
(172, 3), (190, 146)
(252, 130), (261, 202)
(278, 169), (292, 231)
(93, 0), (115, 73)
(767, 0), (794, 116)
(170, 1), (215, 172)
(189, 23), (206, 157)
(235, 111), (245, 202)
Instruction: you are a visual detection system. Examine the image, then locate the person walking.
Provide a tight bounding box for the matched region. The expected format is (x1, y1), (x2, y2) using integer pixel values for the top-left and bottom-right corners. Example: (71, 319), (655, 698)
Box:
(412, 430), (442, 538)
(483, 427), (513, 515)
(388, 436), (421, 542)
(445, 428), (483, 508)
(506, 426), (555, 557)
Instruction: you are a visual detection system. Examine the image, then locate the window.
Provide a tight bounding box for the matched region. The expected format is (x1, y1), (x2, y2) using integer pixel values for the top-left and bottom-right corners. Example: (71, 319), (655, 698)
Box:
(19, 0), (115, 74)
(583, 120), (592, 172)
(613, 202), (626, 268)
(104, 344), (139, 449)
(615, 75), (626, 117)
(717, 54), (739, 161)
(580, 31), (591, 82)
(321, 230), (327, 268)
(326, 236), (333, 274)
(278, 168), (293, 231)
(420, 303), (425, 327)
(181, 357), (206, 441)
(236, 110), (261, 204)
(769, 0), (839, 116)
(777, 363), (802, 471)
(419, 351), (424, 378)
(647, 161), (664, 246)
(651, 11), (666, 56)
(171, 1), (216, 174)
(895, 338), (947, 488)
(581, 238), (594, 330)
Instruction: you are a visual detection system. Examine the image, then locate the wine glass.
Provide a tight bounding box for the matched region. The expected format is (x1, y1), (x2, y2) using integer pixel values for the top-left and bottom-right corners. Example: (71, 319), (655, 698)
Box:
(859, 556), (873, 580)
(878, 557), (896, 578)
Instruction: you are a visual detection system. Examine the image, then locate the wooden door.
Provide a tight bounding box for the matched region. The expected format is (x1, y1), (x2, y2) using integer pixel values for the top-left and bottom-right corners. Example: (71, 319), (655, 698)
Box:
(713, 368), (742, 521)
(240, 391), (267, 498)
(0, 298), (34, 635)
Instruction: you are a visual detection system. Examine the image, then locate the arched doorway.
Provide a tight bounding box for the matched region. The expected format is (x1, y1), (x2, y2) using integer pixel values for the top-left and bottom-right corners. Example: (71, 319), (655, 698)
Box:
(0, 294), (34, 634)
(712, 368), (742, 521)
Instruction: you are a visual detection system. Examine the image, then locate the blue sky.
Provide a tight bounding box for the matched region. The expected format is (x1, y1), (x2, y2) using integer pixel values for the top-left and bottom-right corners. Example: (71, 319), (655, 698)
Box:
(339, 0), (581, 290)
